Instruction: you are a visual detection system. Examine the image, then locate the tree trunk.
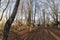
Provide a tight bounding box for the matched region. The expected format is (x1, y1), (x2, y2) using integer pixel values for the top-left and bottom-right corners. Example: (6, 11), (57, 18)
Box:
(55, 14), (58, 25)
(2, 0), (20, 40)
(42, 9), (45, 28)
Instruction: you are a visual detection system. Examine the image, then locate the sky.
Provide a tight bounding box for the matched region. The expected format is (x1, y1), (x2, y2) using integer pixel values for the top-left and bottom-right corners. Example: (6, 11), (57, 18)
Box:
(0, 0), (60, 22)
(0, 0), (16, 19)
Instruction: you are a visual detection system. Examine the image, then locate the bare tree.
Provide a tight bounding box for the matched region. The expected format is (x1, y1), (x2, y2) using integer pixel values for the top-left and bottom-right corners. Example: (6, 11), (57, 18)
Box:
(42, 9), (45, 28)
(27, 0), (32, 25)
(0, 0), (10, 21)
(34, 1), (36, 26)
(20, 0), (24, 23)
(46, 0), (59, 25)
(2, 0), (20, 40)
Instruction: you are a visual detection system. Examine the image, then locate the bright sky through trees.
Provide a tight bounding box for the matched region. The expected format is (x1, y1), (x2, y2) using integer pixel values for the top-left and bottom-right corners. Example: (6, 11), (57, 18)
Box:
(0, 0), (60, 22)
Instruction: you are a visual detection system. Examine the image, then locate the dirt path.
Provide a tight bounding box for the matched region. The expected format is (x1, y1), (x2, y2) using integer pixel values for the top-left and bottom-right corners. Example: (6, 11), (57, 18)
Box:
(48, 30), (60, 40)
(0, 28), (60, 40)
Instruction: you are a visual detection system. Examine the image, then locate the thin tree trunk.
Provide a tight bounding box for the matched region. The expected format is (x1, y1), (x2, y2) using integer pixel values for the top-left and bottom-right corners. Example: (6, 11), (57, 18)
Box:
(42, 9), (45, 28)
(2, 0), (20, 40)
(55, 13), (58, 25)
(0, 0), (10, 21)
(34, 1), (36, 26)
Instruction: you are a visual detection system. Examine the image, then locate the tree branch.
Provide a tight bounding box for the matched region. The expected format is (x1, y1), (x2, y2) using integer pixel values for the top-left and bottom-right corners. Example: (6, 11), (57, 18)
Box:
(0, 0), (10, 21)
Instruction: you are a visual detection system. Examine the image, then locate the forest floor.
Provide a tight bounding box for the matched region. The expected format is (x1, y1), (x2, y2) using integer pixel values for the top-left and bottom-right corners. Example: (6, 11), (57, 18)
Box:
(0, 27), (60, 40)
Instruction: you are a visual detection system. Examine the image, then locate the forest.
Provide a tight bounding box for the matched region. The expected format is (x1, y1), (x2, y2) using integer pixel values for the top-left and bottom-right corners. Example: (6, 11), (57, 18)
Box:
(0, 0), (60, 40)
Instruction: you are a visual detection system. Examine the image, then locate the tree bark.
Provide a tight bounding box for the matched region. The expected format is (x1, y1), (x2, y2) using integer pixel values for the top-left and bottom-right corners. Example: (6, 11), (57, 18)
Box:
(2, 0), (20, 40)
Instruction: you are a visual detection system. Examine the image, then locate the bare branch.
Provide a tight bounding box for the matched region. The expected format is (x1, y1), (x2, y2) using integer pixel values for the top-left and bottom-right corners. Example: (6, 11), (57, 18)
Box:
(0, 0), (10, 21)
